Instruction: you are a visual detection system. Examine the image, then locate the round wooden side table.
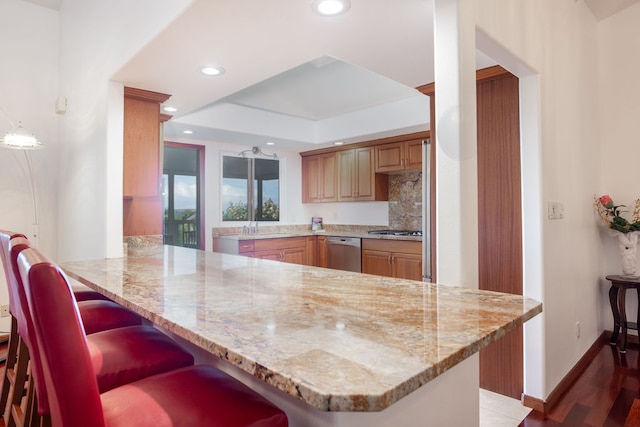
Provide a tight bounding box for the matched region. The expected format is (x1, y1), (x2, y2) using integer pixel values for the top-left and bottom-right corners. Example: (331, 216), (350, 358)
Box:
(607, 274), (640, 353)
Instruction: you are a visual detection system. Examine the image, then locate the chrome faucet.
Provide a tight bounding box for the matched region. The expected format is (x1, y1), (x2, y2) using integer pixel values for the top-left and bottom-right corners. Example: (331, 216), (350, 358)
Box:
(245, 221), (259, 234)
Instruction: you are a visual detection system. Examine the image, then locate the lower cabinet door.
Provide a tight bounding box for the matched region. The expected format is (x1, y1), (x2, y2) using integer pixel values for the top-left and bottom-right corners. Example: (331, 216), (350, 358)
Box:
(362, 250), (394, 277)
(393, 253), (422, 281)
(281, 247), (306, 265)
(252, 249), (283, 261)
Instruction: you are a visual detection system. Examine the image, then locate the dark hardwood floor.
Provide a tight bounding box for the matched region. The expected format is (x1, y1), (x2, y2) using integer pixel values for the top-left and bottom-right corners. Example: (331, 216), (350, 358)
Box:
(520, 338), (640, 426)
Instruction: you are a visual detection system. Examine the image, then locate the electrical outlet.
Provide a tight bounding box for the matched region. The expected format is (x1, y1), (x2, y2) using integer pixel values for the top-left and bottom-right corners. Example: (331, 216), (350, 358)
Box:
(575, 321), (580, 339)
(0, 305), (9, 318)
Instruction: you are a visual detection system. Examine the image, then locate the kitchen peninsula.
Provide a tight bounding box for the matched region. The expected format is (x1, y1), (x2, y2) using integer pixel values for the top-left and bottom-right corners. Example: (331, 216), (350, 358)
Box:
(62, 245), (541, 427)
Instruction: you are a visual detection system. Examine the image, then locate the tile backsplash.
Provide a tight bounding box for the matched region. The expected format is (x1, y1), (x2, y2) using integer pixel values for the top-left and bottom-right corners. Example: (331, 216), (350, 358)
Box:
(388, 171), (422, 230)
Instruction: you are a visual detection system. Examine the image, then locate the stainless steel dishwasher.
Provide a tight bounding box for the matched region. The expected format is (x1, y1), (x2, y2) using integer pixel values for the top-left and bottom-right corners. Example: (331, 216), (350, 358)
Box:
(326, 237), (361, 273)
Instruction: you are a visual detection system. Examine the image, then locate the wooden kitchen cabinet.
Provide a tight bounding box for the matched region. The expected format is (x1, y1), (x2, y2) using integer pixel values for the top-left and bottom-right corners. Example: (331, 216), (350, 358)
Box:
(123, 87), (171, 237)
(317, 235), (328, 268)
(216, 236), (317, 266)
(375, 138), (423, 173)
(361, 239), (422, 280)
(337, 147), (388, 201)
(123, 87), (170, 197)
(302, 153), (337, 203)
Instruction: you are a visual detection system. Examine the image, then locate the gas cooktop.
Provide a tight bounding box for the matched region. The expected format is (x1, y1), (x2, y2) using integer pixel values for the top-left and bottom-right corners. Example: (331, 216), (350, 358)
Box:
(367, 229), (423, 236)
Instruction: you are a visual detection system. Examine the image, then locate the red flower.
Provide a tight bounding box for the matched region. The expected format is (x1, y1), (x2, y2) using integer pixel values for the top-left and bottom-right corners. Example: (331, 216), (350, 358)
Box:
(599, 195), (614, 209)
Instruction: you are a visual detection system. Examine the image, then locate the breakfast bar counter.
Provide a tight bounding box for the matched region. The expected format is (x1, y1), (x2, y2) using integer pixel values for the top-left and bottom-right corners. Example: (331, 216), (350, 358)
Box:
(61, 245), (541, 426)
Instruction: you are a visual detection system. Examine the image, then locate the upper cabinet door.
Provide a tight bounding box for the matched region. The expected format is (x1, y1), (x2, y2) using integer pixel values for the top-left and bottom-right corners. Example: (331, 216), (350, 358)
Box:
(338, 147), (377, 201)
(404, 139), (424, 171)
(355, 147), (375, 200)
(302, 146), (387, 203)
(302, 153), (337, 202)
(320, 153), (338, 202)
(337, 149), (356, 201)
(375, 139), (423, 173)
(374, 142), (404, 173)
(123, 87), (171, 197)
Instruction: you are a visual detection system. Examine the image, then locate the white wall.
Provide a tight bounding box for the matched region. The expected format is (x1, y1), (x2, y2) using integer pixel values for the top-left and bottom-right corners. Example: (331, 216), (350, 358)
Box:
(475, 0), (602, 400)
(0, 0), (59, 332)
(597, 3), (640, 335)
(56, 0), (195, 261)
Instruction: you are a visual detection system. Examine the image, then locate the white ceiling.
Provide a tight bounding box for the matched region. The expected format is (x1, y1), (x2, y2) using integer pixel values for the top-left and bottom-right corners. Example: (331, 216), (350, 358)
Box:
(21, 0), (640, 150)
(583, 0), (640, 20)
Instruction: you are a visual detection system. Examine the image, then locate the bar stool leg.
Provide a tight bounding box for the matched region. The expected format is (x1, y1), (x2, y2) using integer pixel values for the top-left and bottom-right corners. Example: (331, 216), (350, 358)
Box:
(4, 338), (30, 427)
(0, 317), (20, 411)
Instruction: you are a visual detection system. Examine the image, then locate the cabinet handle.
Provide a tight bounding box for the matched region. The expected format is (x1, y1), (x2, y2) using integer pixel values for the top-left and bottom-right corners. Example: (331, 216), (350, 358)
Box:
(280, 251), (285, 261)
(391, 255), (396, 264)
(388, 255), (392, 264)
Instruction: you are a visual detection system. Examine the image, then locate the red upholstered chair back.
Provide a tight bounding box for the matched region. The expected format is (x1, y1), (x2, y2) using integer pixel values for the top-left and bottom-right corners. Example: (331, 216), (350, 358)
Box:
(18, 247), (106, 427)
(8, 237), (33, 341)
(0, 229), (26, 317)
(8, 237), (54, 416)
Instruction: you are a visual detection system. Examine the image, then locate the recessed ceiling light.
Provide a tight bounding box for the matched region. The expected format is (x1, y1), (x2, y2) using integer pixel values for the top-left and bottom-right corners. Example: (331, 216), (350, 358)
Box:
(266, 142), (275, 146)
(201, 65), (225, 76)
(312, 0), (350, 16)
(333, 141), (344, 146)
(163, 106), (178, 113)
(182, 130), (194, 135)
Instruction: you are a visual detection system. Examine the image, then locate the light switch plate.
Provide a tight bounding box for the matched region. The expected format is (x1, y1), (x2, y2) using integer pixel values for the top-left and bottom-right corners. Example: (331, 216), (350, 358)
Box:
(547, 201), (564, 220)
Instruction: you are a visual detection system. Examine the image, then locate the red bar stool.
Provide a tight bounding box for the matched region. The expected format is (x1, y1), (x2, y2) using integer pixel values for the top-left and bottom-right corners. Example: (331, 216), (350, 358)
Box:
(0, 230), (26, 420)
(19, 247), (288, 427)
(5, 239), (196, 427)
(1, 230), (145, 426)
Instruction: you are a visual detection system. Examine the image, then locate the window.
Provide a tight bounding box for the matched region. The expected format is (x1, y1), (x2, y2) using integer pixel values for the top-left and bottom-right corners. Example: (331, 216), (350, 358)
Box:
(222, 155), (279, 221)
(163, 145), (202, 248)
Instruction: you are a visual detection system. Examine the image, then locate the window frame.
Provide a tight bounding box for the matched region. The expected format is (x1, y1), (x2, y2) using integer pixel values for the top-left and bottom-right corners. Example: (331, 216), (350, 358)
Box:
(220, 151), (281, 223)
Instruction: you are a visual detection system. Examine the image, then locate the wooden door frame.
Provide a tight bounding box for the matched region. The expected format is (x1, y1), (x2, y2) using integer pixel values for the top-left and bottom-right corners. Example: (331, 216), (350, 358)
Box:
(417, 66), (524, 399)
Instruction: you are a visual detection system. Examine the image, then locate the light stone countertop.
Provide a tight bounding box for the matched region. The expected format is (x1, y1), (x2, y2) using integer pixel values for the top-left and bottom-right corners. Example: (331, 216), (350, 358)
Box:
(61, 245), (541, 412)
(213, 230), (422, 242)
(211, 224), (423, 242)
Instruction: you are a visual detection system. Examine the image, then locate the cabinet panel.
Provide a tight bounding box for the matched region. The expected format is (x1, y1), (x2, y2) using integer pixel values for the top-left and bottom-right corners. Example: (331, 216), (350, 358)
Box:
(405, 139), (423, 170)
(219, 236), (314, 266)
(251, 250), (282, 261)
(374, 140), (423, 173)
(321, 154), (337, 201)
(355, 147), (375, 199)
(123, 87), (170, 237)
(302, 153), (337, 202)
(362, 250), (394, 277)
(337, 149), (356, 201)
(393, 253), (422, 280)
(362, 239), (422, 280)
(374, 142), (404, 173)
(305, 236), (317, 266)
(281, 247), (307, 265)
(302, 156), (322, 202)
(336, 146), (385, 202)
(317, 236), (328, 268)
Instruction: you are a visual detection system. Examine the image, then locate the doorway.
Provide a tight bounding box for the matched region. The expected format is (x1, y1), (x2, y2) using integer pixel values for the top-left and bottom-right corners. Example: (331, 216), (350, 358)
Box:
(163, 143), (204, 249)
